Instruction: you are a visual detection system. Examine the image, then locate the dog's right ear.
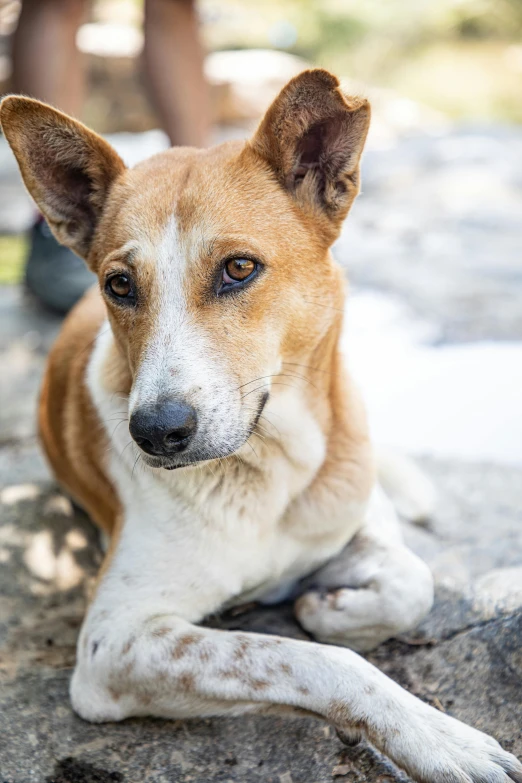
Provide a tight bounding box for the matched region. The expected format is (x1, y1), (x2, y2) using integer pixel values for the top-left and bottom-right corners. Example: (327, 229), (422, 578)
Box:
(0, 96), (125, 260)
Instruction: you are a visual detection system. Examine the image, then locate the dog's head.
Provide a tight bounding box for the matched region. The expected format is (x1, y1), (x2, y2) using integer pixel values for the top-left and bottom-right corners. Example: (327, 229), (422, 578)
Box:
(1, 70), (370, 470)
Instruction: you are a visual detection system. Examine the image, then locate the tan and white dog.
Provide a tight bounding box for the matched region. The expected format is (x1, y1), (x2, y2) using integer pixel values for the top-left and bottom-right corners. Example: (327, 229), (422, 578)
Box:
(2, 71), (521, 783)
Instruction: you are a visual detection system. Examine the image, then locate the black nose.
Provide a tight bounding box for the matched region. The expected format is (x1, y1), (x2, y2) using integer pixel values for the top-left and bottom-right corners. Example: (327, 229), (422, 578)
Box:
(129, 400), (197, 456)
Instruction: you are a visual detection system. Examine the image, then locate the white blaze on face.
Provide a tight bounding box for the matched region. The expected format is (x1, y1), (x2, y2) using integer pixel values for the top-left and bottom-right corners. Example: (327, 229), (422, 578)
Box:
(128, 214), (246, 458)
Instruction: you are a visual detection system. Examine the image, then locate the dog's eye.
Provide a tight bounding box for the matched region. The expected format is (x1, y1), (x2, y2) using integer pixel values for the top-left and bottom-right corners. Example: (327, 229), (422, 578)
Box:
(107, 273), (133, 300)
(222, 258), (256, 285)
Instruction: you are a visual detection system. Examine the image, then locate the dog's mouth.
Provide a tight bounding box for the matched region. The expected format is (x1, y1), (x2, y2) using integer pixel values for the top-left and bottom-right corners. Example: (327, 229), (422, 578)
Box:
(140, 450), (230, 472)
(139, 452), (205, 471)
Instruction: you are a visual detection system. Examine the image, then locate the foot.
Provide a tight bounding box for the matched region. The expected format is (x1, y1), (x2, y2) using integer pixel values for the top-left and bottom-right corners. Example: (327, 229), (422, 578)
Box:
(376, 701), (522, 782)
(295, 587), (398, 652)
(295, 547), (433, 653)
(25, 220), (95, 313)
(326, 653), (522, 783)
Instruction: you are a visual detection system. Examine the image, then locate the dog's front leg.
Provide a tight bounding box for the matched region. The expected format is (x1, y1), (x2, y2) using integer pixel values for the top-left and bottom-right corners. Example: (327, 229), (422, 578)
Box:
(295, 486), (434, 652)
(71, 601), (522, 782)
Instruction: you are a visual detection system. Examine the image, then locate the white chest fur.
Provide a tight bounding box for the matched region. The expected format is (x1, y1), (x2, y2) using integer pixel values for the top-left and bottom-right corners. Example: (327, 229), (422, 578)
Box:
(87, 325), (366, 621)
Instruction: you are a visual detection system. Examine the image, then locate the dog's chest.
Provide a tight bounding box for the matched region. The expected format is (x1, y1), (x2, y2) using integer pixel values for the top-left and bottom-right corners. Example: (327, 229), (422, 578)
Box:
(89, 333), (364, 621)
(106, 435), (348, 618)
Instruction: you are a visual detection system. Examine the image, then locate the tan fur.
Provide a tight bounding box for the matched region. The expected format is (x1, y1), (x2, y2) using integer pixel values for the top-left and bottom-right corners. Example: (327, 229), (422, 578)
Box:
(38, 287), (121, 533)
(0, 97), (125, 258)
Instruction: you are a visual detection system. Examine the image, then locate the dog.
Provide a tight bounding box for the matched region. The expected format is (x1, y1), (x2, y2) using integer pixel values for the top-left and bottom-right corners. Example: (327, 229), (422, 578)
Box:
(2, 70), (521, 782)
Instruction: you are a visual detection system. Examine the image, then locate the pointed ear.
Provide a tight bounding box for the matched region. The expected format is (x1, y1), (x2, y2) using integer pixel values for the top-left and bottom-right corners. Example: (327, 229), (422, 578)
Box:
(0, 96), (125, 259)
(250, 69), (370, 238)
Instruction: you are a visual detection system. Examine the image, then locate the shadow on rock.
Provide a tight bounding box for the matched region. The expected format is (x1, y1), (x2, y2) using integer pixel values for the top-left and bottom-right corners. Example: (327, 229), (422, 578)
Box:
(45, 757), (124, 783)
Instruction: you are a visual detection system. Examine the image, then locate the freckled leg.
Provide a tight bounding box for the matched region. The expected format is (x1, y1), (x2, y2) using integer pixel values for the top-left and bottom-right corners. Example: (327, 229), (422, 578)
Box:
(294, 488), (434, 652)
(70, 592), (522, 783)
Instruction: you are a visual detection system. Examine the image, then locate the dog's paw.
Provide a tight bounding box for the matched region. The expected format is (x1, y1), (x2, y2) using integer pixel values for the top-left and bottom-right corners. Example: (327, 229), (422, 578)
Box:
(295, 588), (401, 652)
(295, 551), (433, 654)
(368, 703), (522, 783)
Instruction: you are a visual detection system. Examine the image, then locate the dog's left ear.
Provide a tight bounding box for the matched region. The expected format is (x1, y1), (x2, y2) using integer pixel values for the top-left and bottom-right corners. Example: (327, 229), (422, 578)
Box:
(250, 69), (370, 240)
(0, 96), (125, 260)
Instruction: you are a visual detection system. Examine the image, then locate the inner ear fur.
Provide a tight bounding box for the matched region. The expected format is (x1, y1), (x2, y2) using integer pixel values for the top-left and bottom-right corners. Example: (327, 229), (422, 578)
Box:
(250, 69), (370, 237)
(0, 96), (125, 260)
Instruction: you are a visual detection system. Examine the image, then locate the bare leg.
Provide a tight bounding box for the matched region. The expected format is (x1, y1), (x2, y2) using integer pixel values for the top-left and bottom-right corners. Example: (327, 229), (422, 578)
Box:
(295, 487), (434, 652)
(11, 0), (87, 117)
(143, 0), (210, 147)
(11, 0), (93, 313)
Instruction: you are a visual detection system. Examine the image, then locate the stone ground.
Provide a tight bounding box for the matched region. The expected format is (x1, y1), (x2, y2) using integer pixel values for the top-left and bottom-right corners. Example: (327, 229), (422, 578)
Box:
(1, 121), (522, 783)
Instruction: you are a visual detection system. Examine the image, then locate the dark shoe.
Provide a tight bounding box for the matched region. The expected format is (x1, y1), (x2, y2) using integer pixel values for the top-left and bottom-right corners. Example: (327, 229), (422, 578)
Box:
(25, 220), (96, 314)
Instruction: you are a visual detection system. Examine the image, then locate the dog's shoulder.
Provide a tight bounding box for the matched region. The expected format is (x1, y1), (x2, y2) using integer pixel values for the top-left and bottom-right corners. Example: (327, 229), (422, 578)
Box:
(39, 287), (122, 532)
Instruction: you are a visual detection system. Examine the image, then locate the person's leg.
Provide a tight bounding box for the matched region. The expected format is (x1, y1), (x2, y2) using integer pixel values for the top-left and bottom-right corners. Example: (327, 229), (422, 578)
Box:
(12, 0), (94, 313)
(12, 0), (87, 116)
(143, 0), (209, 147)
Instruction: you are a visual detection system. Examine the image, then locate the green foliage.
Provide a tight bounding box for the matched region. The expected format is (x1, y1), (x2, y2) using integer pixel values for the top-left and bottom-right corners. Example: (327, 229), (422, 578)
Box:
(202, 0), (522, 122)
(0, 235), (26, 285)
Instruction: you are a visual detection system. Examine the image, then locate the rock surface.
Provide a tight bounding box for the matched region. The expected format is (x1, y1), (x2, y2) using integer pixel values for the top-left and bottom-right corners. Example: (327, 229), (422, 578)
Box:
(1, 447), (521, 783)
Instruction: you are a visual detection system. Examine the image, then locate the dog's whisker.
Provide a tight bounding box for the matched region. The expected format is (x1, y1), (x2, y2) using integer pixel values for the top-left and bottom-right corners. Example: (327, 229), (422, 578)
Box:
(250, 427), (267, 443)
(246, 440), (259, 461)
(274, 372), (319, 390)
(252, 422), (273, 439)
(303, 298), (346, 314)
(120, 439), (135, 459)
(258, 414), (283, 440)
(109, 391), (130, 402)
(110, 419), (128, 439)
(236, 373), (318, 392)
(240, 403), (285, 432)
(242, 414), (274, 440)
(282, 361), (331, 376)
(241, 381), (303, 400)
(131, 453), (141, 480)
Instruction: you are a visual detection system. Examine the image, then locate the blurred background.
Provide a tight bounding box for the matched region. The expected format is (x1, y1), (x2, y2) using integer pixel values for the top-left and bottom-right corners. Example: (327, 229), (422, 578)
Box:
(0, 5), (522, 780)
(2, 0), (522, 133)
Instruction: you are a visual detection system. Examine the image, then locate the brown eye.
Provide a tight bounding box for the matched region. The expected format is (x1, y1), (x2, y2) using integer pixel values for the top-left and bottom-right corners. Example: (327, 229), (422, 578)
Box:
(107, 273), (132, 299)
(223, 258), (256, 284)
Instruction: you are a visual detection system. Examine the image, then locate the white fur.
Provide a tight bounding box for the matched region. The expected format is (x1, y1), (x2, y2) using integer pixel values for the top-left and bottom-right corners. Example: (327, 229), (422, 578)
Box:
(129, 216), (250, 465)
